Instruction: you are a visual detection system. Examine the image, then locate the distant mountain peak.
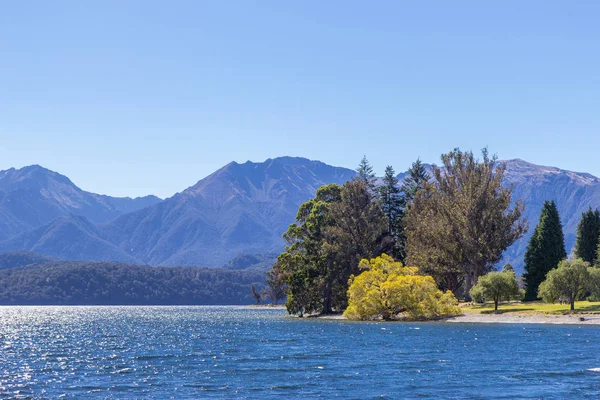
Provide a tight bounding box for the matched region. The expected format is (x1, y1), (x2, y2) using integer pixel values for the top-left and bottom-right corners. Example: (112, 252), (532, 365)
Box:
(502, 159), (600, 185)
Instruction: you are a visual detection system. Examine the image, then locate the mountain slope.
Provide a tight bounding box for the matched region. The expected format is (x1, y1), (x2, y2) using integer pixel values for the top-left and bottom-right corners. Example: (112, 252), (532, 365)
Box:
(0, 165), (161, 240)
(1, 158), (599, 274)
(500, 159), (600, 270)
(0, 215), (138, 263)
(104, 157), (356, 267)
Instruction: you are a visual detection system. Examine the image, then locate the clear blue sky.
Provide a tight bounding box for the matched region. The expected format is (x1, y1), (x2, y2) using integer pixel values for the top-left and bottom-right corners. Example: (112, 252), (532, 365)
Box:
(1, 1), (599, 198)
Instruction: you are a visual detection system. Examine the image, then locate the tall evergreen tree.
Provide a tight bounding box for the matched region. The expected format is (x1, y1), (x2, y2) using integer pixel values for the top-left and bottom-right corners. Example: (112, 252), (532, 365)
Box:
(378, 165), (406, 262)
(402, 158), (431, 204)
(574, 208), (600, 264)
(596, 240), (600, 267)
(356, 156), (376, 190)
(523, 200), (566, 301)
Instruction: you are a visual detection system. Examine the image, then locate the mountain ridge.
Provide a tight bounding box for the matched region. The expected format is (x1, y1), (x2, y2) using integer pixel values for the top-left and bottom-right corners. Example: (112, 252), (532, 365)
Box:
(1, 157), (599, 272)
(0, 165), (162, 241)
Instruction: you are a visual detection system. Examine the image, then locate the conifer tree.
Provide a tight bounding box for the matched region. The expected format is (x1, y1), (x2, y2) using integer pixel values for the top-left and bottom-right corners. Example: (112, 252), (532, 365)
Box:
(574, 208), (600, 264)
(356, 156), (376, 191)
(523, 200), (566, 301)
(378, 165), (406, 261)
(402, 158), (431, 204)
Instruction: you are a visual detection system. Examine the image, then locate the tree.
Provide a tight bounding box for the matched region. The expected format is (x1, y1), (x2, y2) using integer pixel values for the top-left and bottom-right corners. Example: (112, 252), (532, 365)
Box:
(322, 179), (389, 311)
(356, 156), (376, 191)
(250, 284), (262, 305)
(502, 263), (514, 273)
(597, 240), (600, 267)
(405, 148), (527, 299)
(274, 184), (342, 316)
(469, 270), (520, 311)
(402, 158), (430, 204)
(537, 258), (593, 311)
(378, 165), (406, 261)
(574, 208), (600, 264)
(523, 200), (566, 301)
(343, 254), (461, 321)
(263, 267), (286, 305)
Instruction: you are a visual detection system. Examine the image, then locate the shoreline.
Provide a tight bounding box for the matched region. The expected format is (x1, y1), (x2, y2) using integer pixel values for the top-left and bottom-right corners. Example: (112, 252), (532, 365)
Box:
(312, 312), (600, 325)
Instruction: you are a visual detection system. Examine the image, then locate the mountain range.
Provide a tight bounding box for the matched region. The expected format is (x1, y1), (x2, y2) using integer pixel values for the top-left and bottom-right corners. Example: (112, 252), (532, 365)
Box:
(0, 158), (599, 273)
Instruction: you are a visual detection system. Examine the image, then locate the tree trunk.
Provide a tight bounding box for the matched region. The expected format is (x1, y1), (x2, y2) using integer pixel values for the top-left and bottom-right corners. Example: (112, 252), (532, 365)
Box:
(570, 297), (575, 311)
(322, 283), (333, 314)
(464, 274), (473, 302)
(494, 298), (499, 311)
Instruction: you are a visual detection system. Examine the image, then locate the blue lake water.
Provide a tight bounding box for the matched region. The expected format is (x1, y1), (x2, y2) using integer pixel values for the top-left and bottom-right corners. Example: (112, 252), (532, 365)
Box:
(1, 307), (600, 399)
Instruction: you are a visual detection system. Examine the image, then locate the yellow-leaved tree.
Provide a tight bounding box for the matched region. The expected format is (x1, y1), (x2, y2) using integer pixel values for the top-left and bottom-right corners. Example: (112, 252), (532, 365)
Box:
(343, 254), (461, 321)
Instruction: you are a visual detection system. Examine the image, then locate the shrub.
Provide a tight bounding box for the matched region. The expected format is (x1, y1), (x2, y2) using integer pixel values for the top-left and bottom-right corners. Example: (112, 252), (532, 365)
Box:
(343, 254), (461, 321)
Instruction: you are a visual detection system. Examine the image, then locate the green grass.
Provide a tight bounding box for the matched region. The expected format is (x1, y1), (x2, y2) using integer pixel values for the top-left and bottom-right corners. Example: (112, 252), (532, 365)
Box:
(461, 300), (600, 315)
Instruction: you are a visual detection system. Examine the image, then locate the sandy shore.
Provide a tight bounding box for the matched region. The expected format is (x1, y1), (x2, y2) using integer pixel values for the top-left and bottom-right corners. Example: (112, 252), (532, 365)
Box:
(312, 312), (600, 324)
(445, 313), (600, 325)
(244, 305), (600, 325)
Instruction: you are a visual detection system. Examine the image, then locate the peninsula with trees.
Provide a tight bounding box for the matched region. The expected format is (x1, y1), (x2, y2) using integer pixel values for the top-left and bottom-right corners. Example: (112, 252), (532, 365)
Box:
(268, 148), (600, 321)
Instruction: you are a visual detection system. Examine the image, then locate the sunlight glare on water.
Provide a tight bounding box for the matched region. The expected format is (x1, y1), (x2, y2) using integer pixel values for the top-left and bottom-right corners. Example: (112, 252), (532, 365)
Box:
(1, 306), (600, 399)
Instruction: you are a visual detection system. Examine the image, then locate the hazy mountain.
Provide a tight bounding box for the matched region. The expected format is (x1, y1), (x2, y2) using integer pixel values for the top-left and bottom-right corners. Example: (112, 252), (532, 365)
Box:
(103, 157), (356, 267)
(1, 158), (599, 274)
(0, 251), (54, 270)
(0, 165), (161, 240)
(0, 215), (138, 263)
(223, 253), (279, 271)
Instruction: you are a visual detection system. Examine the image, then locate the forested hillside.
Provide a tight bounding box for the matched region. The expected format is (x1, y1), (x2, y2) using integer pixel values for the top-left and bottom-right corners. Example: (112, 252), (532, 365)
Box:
(0, 259), (266, 305)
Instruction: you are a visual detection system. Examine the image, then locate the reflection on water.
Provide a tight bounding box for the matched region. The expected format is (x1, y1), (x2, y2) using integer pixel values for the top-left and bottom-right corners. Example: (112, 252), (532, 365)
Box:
(1, 306), (599, 398)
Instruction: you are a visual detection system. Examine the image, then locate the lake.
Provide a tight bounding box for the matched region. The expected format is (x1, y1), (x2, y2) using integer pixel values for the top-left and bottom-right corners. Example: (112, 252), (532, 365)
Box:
(1, 306), (599, 399)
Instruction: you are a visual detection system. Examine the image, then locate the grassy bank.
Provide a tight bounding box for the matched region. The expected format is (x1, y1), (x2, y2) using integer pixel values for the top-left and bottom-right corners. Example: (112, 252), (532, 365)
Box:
(461, 300), (600, 315)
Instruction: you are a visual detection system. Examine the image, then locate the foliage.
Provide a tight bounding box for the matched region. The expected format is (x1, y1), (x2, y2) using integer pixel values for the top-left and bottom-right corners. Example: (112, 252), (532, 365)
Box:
(0, 261), (267, 305)
(502, 263), (514, 273)
(356, 155), (376, 191)
(574, 208), (600, 265)
(343, 254), (461, 321)
(272, 157), (415, 316)
(537, 258), (594, 311)
(275, 184), (342, 316)
(223, 253), (278, 271)
(405, 148), (526, 298)
(469, 270), (520, 310)
(0, 251), (54, 270)
(523, 200), (566, 301)
(251, 284), (262, 304)
(402, 158), (431, 204)
(321, 179), (389, 312)
(262, 267), (286, 305)
(379, 165), (406, 262)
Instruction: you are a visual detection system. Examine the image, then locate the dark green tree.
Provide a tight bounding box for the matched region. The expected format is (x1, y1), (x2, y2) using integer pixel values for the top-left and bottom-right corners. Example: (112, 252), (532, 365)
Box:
(378, 165), (406, 261)
(322, 178), (389, 311)
(402, 158), (431, 204)
(263, 267), (286, 305)
(274, 184), (342, 316)
(250, 284), (262, 304)
(356, 155), (376, 191)
(523, 200), (566, 301)
(574, 208), (600, 264)
(502, 263), (514, 273)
